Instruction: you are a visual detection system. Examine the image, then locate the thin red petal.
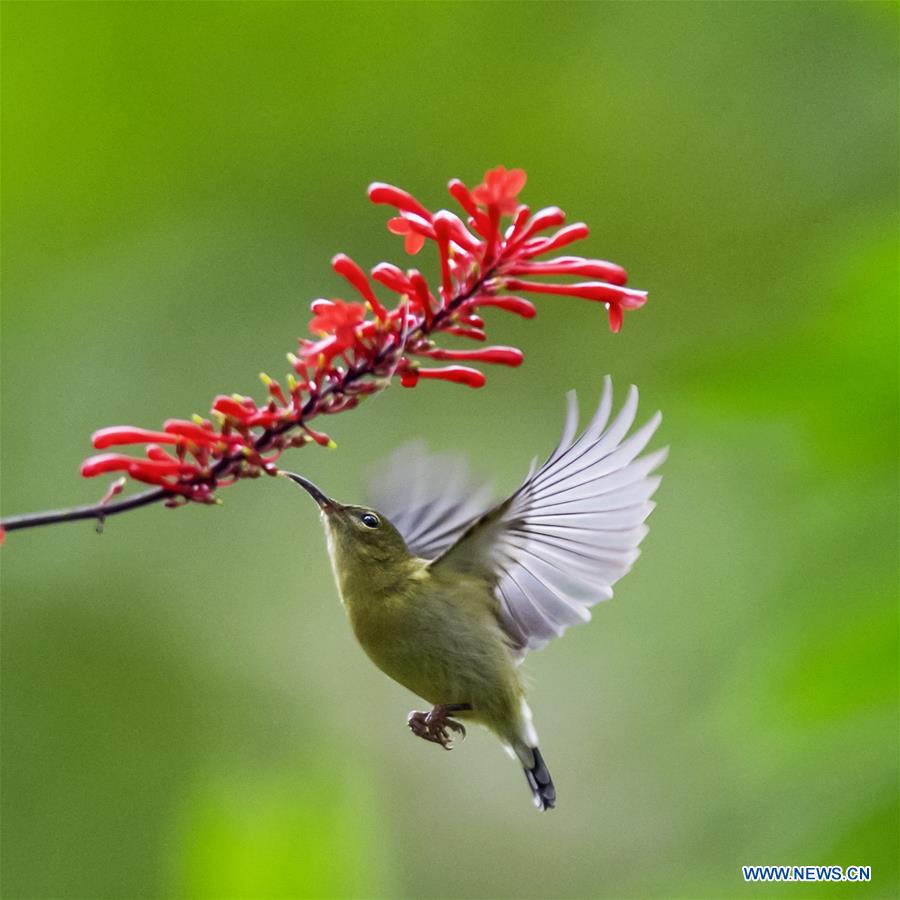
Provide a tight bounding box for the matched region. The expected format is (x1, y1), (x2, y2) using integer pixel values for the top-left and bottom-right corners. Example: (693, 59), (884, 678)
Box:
(164, 420), (241, 446)
(332, 254), (386, 320)
(505, 278), (647, 306)
(508, 257), (628, 285)
(387, 217), (411, 235)
(212, 395), (256, 421)
(468, 295), (537, 318)
(81, 453), (196, 479)
(416, 365), (486, 388)
(368, 182), (432, 220)
(504, 168), (527, 195)
(522, 223), (590, 257)
(418, 345), (523, 367)
(92, 426), (181, 450)
(607, 302), (624, 333)
(405, 231), (426, 254)
(146, 444), (179, 463)
(431, 211), (455, 300)
(443, 325), (487, 341)
(506, 207), (566, 250)
(371, 262), (413, 294)
(447, 178), (478, 217)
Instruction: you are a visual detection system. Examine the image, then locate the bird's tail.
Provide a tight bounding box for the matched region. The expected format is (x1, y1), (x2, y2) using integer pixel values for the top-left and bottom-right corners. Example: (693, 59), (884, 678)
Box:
(519, 744), (556, 810)
(509, 700), (556, 810)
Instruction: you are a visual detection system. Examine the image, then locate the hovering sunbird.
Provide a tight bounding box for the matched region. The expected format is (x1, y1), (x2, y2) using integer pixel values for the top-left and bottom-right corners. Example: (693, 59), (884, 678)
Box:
(284, 377), (665, 810)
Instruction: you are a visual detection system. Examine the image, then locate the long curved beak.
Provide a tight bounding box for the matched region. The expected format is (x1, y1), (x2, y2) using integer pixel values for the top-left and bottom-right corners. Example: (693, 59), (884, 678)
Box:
(280, 471), (337, 512)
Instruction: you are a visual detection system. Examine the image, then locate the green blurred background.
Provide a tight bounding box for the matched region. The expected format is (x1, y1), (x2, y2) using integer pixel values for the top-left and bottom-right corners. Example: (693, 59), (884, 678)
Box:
(2, 2), (897, 898)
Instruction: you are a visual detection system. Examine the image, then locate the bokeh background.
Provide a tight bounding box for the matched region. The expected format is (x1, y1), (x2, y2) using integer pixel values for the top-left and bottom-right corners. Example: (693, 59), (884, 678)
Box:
(2, 3), (897, 898)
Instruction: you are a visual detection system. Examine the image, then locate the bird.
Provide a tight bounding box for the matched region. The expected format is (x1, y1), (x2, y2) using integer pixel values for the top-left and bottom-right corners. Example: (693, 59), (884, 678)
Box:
(282, 377), (666, 810)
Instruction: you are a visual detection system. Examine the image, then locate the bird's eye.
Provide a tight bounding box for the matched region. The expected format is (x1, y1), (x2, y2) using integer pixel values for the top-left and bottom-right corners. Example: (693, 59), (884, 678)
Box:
(360, 513), (380, 529)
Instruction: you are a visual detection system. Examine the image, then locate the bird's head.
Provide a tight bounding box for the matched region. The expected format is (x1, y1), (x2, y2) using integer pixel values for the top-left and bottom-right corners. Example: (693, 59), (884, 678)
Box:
(281, 471), (412, 583)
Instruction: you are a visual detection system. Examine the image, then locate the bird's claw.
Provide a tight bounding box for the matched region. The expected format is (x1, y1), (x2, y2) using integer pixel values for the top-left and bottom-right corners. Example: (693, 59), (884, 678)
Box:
(407, 708), (467, 750)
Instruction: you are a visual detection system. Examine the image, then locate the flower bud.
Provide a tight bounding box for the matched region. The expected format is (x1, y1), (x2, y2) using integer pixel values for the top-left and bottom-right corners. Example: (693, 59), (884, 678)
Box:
(416, 365), (486, 388)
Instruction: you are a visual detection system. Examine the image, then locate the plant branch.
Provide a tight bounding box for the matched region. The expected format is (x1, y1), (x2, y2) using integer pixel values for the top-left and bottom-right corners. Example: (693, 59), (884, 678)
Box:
(1, 274), (488, 535)
(1, 167), (648, 538)
(0, 489), (166, 532)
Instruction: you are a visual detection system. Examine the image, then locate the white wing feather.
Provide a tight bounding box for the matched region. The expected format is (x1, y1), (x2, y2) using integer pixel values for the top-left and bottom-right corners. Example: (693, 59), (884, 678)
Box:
(432, 377), (666, 654)
(367, 440), (494, 559)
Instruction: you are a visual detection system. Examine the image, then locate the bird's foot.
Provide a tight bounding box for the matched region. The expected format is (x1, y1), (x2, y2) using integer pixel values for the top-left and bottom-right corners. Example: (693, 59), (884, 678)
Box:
(407, 704), (470, 750)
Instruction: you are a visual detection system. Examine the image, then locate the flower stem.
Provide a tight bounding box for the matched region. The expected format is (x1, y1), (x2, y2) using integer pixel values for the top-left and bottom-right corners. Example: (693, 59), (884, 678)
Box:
(1, 273), (492, 536)
(1, 488), (166, 532)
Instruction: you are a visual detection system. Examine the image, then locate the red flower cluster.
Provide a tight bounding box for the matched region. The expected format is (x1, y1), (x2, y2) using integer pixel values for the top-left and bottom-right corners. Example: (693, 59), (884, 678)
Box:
(81, 166), (648, 504)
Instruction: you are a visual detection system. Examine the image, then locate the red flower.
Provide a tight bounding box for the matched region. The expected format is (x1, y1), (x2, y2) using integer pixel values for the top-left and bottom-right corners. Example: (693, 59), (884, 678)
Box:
(80, 166), (648, 509)
(331, 254), (387, 320)
(387, 217), (426, 255)
(92, 426), (182, 449)
(416, 366), (486, 388)
(308, 299), (366, 349)
(472, 166), (527, 215)
(418, 345), (524, 367)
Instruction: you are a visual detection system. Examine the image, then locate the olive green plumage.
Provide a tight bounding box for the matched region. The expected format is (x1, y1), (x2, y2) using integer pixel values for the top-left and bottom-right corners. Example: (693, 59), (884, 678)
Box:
(329, 507), (525, 739)
(285, 377), (666, 811)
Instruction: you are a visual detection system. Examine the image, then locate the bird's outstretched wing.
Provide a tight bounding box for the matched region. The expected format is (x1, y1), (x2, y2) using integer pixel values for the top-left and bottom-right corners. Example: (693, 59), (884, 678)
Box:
(367, 440), (494, 559)
(429, 378), (666, 654)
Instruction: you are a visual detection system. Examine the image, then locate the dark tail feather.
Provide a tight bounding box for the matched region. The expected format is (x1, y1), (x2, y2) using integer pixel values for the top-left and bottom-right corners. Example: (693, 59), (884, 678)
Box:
(522, 746), (556, 811)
